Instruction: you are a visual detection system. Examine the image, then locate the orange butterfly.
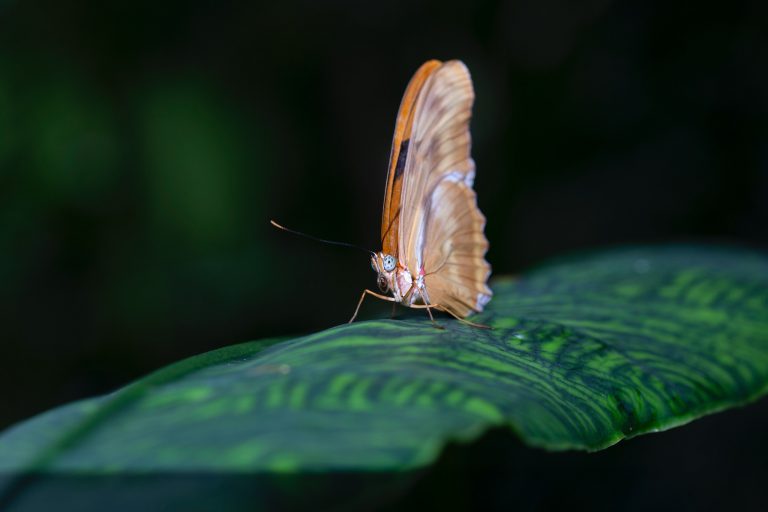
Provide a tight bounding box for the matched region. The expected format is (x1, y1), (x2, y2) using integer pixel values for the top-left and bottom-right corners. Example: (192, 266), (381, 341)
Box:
(350, 59), (492, 324)
(272, 59), (492, 325)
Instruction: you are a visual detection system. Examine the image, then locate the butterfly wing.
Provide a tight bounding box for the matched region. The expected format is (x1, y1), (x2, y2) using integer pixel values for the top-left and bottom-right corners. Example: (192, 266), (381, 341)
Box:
(399, 60), (492, 317)
(380, 60), (442, 257)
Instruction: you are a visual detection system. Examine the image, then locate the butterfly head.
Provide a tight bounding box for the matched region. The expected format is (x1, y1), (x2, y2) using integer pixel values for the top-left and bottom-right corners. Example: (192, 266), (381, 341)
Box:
(371, 252), (397, 292)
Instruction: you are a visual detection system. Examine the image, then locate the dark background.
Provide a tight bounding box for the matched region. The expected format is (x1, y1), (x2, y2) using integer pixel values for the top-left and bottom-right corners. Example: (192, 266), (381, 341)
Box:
(0, 0), (766, 507)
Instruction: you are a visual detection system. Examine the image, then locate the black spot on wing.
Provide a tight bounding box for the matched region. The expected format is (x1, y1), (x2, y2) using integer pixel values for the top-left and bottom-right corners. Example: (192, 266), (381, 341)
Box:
(394, 139), (410, 178)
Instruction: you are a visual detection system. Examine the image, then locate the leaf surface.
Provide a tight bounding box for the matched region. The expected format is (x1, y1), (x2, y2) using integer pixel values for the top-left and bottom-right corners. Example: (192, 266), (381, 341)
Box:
(1, 246), (767, 477)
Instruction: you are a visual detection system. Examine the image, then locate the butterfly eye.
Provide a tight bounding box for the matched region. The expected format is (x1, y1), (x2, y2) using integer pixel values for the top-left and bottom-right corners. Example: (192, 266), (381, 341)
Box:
(382, 254), (396, 272)
(377, 275), (388, 292)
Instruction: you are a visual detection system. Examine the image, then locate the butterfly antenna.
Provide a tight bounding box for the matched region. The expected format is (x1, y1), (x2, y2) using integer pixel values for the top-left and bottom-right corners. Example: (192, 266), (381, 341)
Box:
(270, 220), (376, 258)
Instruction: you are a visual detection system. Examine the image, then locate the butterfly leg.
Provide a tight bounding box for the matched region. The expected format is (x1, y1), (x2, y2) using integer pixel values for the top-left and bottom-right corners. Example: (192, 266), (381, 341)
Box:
(400, 282), (442, 329)
(406, 302), (445, 329)
(409, 303), (491, 329)
(349, 289), (396, 324)
(440, 307), (492, 329)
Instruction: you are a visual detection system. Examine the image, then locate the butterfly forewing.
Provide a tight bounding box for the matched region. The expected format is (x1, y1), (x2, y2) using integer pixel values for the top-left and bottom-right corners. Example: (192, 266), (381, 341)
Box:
(380, 60), (442, 258)
(396, 60), (492, 317)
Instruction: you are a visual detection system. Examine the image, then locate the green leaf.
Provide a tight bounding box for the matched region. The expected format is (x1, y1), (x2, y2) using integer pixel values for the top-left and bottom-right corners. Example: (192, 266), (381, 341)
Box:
(1, 246), (767, 482)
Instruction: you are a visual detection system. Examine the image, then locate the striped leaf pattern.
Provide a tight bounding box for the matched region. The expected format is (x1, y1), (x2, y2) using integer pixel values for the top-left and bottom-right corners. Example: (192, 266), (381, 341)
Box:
(0, 246), (767, 476)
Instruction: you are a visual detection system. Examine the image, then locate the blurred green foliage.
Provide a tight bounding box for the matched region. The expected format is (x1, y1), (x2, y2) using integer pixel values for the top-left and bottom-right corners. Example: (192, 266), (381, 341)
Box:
(0, 46), (282, 427)
(140, 81), (252, 246)
(25, 74), (118, 205)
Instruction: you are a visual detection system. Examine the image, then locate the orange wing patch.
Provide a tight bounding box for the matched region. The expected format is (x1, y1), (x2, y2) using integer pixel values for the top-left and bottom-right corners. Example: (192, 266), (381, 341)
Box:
(380, 59), (442, 257)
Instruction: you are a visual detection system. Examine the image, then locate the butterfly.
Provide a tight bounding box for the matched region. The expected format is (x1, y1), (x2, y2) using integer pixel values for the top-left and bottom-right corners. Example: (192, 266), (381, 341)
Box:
(349, 59), (492, 325)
